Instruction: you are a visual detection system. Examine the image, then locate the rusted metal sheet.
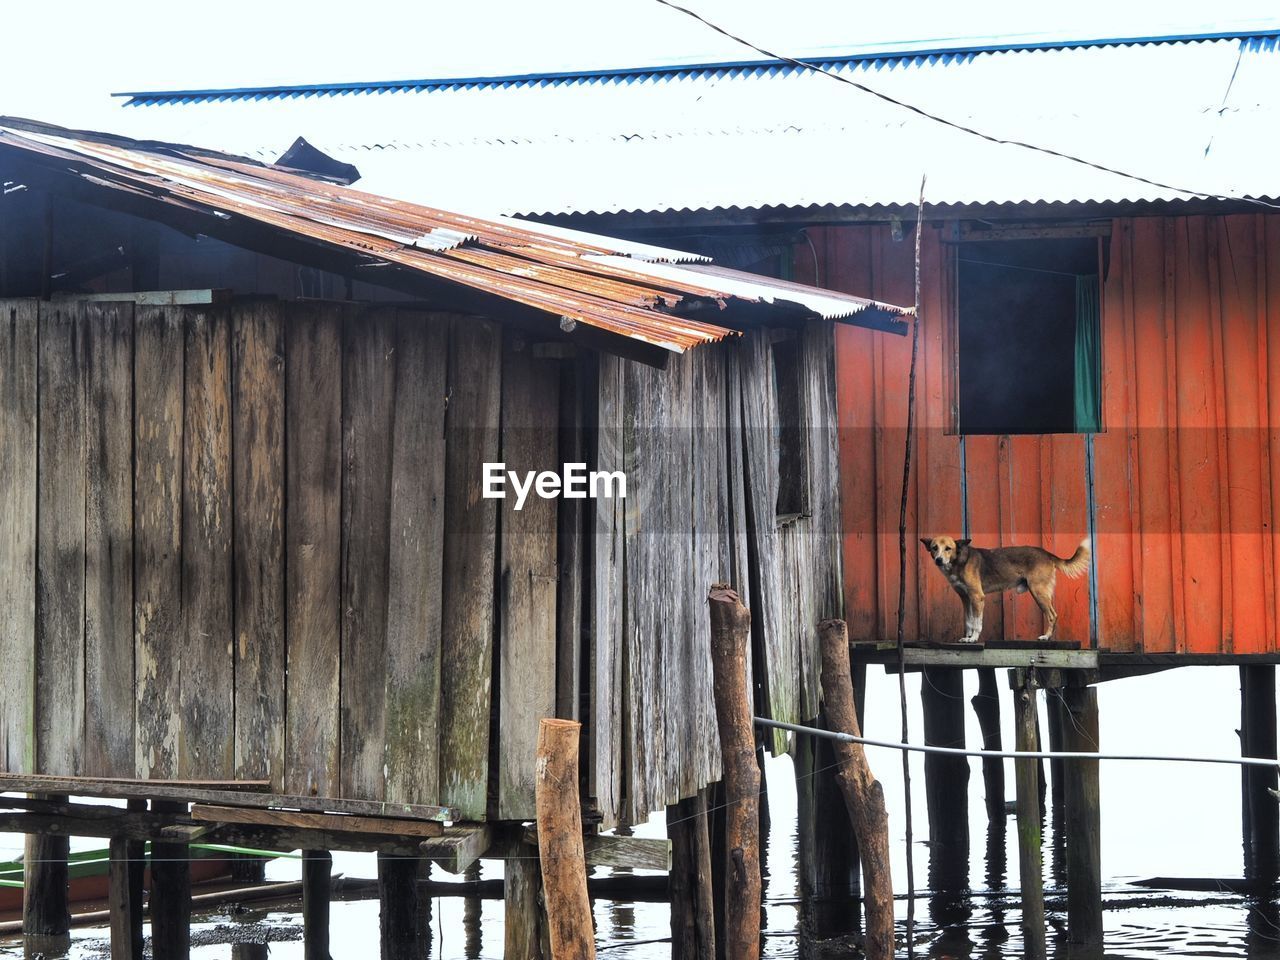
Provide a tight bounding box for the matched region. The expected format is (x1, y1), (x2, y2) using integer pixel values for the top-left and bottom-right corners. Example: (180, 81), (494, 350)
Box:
(0, 119), (911, 355)
(824, 214), (1280, 657)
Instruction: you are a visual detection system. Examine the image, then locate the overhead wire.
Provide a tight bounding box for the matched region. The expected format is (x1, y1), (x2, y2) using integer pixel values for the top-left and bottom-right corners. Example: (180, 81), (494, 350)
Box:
(649, 0), (1280, 213)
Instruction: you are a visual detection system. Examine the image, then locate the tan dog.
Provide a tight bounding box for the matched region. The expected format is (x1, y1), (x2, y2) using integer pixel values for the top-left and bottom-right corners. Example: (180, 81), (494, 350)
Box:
(919, 536), (1091, 643)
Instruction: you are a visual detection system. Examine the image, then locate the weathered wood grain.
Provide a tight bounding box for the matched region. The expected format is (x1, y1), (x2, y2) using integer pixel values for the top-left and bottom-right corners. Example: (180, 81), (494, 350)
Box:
(555, 358), (585, 722)
(664, 352), (694, 802)
(383, 311), (449, 805)
(284, 304), (343, 796)
(231, 304), (285, 785)
(497, 342), (560, 820)
(589, 353), (624, 828)
(181, 308), (235, 778)
(190, 804), (443, 838)
(420, 824), (493, 875)
(438, 317), (501, 820)
(738, 330), (796, 749)
(692, 347), (728, 788)
(37, 301), (86, 776)
(134, 306), (185, 779)
(0, 300), (37, 773)
(340, 307), (397, 801)
(84, 303), (135, 777)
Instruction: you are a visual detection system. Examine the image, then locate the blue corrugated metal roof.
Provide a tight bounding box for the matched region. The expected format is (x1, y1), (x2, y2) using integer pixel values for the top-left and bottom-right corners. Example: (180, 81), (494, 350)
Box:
(115, 25), (1280, 105)
(106, 32), (1280, 216)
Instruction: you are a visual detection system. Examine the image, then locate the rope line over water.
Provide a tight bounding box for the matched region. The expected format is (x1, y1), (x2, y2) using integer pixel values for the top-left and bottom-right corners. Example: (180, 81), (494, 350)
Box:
(756, 716), (1280, 768)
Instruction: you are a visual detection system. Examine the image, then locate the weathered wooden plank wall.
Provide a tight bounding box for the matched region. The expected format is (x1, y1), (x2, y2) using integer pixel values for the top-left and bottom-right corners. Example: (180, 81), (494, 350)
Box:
(813, 213), (1280, 655)
(589, 330), (842, 825)
(2, 294), (836, 826)
(497, 342), (560, 819)
(0, 300), (37, 773)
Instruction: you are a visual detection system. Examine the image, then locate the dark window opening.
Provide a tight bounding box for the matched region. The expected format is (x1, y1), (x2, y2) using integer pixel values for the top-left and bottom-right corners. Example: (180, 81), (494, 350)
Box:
(957, 238), (1101, 435)
(770, 332), (811, 521)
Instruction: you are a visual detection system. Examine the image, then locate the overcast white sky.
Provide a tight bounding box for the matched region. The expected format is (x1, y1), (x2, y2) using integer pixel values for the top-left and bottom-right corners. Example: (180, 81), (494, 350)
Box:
(4, 0), (1278, 132)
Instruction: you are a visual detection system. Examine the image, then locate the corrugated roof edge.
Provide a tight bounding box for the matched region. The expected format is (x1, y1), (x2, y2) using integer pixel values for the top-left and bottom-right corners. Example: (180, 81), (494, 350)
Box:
(114, 25), (1280, 104)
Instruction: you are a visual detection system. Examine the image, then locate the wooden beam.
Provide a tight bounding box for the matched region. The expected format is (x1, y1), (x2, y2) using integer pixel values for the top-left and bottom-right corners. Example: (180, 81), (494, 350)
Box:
(420, 825), (493, 875)
(51, 289), (230, 305)
(520, 827), (671, 871)
(191, 805), (443, 838)
(872, 649), (1100, 671)
(0, 772), (453, 821)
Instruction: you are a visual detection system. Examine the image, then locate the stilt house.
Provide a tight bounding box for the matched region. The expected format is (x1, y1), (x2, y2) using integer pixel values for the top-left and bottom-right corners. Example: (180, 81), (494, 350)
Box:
(0, 118), (910, 829)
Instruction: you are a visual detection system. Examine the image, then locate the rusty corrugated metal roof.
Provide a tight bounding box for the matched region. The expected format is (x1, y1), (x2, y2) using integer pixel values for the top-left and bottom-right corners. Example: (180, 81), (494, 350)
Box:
(0, 119), (911, 354)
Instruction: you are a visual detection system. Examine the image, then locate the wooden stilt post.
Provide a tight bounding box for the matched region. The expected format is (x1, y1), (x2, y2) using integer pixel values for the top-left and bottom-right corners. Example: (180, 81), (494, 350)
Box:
(23, 811), (70, 957)
(971, 668), (1005, 822)
(303, 849), (333, 960)
(378, 851), (426, 960)
(535, 718), (595, 960)
(126, 799), (146, 958)
(794, 708), (861, 944)
(668, 790), (716, 960)
(1012, 674), (1046, 960)
(1061, 683), (1102, 949)
(816, 619), (894, 960)
(505, 844), (545, 960)
(150, 799), (192, 960)
(464, 863), (484, 957)
(707, 585), (760, 960)
(109, 834), (142, 960)
(1242, 666), (1280, 884)
(922, 666), (970, 878)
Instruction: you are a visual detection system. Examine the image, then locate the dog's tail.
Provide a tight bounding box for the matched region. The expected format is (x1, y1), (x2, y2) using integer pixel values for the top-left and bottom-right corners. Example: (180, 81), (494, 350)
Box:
(1056, 538), (1092, 579)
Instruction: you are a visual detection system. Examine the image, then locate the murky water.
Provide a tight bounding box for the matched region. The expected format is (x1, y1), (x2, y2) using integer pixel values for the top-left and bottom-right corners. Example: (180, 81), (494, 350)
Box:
(3, 666), (1279, 958)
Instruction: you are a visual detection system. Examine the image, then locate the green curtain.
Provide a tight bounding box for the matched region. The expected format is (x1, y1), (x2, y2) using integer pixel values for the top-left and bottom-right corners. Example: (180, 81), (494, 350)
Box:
(1074, 274), (1101, 433)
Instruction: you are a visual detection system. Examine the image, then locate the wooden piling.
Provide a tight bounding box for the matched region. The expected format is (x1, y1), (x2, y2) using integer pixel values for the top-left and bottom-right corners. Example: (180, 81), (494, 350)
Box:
(816, 619), (894, 960)
(23, 818), (69, 955)
(1241, 666), (1279, 883)
(377, 851), (427, 960)
(505, 847), (546, 960)
(1060, 684), (1102, 949)
(794, 710), (861, 942)
(707, 585), (760, 960)
(126, 798), (146, 957)
(302, 849), (333, 960)
(1012, 679), (1046, 960)
(108, 834), (142, 960)
(668, 790), (716, 960)
(921, 667), (969, 867)
(971, 668), (1005, 822)
(150, 799), (191, 960)
(534, 718), (595, 960)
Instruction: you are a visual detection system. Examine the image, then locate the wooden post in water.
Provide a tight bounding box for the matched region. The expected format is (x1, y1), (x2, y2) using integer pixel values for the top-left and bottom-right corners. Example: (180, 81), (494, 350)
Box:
(816, 619), (894, 960)
(150, 799), (192, 960)
(707, 585), (760, 960)
(505, 843), (545, 960)
(668, 789), (716, 960)
(535, 718), (595, 960)
(971, 668), (1006, 822)
(1012, 676), (1046, 960)
(23, 809), (70, 956)
(922, 665), (970, 893)
(108, 834), (142, 960)
(303, 849), (333, 960)
(377, 851), (427, 960)
(1060, 683), (1102, 949)
(1241, 666), (1280, 884)
(794, 707), (861, 942)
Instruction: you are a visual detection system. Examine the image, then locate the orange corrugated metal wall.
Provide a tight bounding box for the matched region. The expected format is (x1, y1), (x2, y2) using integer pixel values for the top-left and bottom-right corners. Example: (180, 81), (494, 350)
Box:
(802, 215), (1280, 654)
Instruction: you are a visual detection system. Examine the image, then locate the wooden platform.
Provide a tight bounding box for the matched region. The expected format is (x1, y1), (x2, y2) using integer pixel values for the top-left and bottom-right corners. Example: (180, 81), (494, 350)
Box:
(851, 639), (1098, 671)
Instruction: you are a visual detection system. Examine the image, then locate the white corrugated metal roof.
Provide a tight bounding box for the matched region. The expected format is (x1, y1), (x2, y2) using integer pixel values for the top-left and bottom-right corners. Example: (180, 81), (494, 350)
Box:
(111, 36), (1280, 216)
